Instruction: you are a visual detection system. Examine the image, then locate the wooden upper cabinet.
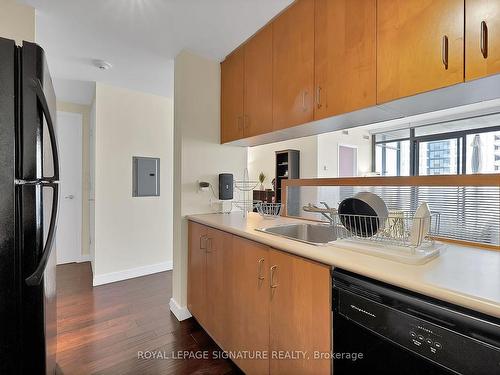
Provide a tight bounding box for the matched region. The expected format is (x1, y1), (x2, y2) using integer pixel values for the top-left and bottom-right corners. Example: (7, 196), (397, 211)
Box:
(377, 0), (464, 104)
(244, 25), (273, 138)
(314, 0), (376, 120)
(187, 221), (207, 327)
(466, 0), (500, 81)
(272, 0), (315, 130)
(221, 48), (244, 143)
(269, 249), (331, 375)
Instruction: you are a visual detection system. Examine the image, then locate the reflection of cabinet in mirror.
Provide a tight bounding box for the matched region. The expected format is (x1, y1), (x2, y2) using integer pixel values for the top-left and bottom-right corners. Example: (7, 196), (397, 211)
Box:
(275, 150), (300, 215)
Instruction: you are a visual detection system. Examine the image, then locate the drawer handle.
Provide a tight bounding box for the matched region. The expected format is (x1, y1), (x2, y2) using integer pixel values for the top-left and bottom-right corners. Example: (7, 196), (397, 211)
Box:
(316, 86), (322, 109)
(441, 35), (449, 70)
(258, 258), (265, 281)
(206, 238), (213, 253)
(481, 21), (488, 59)
(270, 265), (278, 288)
(199, 235), (207, 250)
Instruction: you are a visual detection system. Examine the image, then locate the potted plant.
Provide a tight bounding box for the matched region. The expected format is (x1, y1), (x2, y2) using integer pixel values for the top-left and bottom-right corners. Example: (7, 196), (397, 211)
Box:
(258, 172), (266, 191)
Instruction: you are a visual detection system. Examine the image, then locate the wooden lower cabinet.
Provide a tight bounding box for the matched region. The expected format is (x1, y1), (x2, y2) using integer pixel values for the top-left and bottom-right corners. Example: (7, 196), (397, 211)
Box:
(269, 249), (332, 375)
(204, 227), (232, 348)
(228, 236), (270, 374)
(187, 221), (332, 375)
(187, 222), (232, 347)
(187, 221), (208, 327)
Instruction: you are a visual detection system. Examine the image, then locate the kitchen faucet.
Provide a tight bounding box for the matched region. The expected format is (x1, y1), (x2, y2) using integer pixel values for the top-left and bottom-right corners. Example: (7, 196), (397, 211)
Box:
(302, 202), (337, 225)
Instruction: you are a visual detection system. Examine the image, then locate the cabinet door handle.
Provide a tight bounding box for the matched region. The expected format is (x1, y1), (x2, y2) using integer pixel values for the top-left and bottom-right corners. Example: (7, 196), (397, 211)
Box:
(441, 35), (449, 70)
(302, 91), (308, 112)
(481, 21), (488, 59)
(270, 265), (278, 288)
(206, 238), (213, 253)
(237, 115), (243, 131)
(258, 258), (265, 280)
(316, 86), (322, 109)
(199, 235), (207, 250)
(244, 115), (250, 129)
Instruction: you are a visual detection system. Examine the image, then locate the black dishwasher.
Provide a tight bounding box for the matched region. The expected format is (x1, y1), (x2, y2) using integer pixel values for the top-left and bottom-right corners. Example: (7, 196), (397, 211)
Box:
(332, 269), (500, 375)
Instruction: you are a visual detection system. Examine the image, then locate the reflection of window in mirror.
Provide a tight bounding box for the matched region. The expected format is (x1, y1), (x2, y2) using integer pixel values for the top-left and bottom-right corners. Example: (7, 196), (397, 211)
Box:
(373, 112), (500, 176)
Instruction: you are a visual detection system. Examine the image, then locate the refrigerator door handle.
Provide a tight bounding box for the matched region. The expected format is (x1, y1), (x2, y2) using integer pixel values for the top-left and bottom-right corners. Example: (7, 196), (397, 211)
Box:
(25, 183), (58, 286)
(32, 78), (59, 181)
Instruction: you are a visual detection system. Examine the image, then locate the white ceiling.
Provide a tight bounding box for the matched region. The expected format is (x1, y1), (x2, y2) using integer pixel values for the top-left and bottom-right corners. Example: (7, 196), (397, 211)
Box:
(24, 0), (293, 99)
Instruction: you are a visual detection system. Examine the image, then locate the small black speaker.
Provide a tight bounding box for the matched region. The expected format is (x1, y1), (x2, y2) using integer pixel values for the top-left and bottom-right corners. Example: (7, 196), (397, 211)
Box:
(219, 173), (233, 200)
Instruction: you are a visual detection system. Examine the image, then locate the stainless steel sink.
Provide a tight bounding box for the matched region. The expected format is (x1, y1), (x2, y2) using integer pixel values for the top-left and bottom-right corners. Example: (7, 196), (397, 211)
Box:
(257, 223), (336, 246)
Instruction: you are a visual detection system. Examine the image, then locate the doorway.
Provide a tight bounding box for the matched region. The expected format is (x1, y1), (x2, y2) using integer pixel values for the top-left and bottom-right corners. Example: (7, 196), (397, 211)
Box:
(56, 111), (83, 264)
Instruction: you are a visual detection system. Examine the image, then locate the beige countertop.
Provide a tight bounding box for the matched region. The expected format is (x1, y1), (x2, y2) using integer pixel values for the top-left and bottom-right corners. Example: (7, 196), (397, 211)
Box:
(187, 212), (500, 319)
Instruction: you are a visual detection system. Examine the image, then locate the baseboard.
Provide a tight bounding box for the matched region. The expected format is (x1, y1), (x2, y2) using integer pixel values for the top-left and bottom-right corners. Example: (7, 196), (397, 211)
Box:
(169, 298), (192, 321)
(78, 254), (92, 263)
(92, 260), (173, 286)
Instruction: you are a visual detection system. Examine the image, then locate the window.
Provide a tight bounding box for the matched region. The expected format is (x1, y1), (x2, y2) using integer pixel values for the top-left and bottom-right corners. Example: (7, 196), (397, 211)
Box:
(373, 113), (500, 176)
(374, 140), (410, 176)
(466, 130), (500, 174)
(418, 138), (460, 175)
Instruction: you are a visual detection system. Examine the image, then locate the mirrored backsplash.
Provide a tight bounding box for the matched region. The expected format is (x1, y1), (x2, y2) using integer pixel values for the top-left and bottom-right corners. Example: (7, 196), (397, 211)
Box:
(286, 184), (500, 246)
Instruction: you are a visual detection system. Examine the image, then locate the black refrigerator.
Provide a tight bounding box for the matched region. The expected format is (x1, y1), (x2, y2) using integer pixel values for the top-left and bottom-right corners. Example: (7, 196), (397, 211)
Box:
(0, 38), (59, 374)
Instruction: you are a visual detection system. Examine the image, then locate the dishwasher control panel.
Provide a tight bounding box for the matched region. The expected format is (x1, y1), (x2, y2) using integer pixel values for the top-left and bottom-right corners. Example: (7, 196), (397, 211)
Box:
(409, 324), (443, 354)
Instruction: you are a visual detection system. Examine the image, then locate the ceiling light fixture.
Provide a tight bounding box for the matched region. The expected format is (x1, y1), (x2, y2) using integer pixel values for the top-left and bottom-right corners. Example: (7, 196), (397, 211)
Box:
(93, 59), (113, 70)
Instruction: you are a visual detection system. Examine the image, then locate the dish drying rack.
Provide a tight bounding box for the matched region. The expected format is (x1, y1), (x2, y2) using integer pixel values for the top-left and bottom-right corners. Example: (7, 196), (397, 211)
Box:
(335, 211), (440, 247)
(233, 169), (259, 218)
(333, 210), (443, 265)
(332, 211), (442, 264)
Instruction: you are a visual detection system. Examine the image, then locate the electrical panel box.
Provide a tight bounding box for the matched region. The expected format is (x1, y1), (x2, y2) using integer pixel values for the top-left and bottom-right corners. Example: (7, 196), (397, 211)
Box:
(132, 157), (160, 197)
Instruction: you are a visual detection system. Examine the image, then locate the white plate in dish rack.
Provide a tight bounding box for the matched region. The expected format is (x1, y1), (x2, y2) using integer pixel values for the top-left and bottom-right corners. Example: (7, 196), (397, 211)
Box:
(334, 239), (444, 265)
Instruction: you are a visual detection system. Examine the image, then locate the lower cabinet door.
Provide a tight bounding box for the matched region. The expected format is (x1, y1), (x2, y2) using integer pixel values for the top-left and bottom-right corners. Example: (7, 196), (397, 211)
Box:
(269, 249), (332, 375)
(204, 228), (232, 349)
(227, 236), (270, 375)
(187, 221), (208, 326)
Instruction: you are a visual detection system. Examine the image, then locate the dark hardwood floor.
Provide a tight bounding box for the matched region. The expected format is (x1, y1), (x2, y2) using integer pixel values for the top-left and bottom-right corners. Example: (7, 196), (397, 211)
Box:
(56, 262), (241, 374)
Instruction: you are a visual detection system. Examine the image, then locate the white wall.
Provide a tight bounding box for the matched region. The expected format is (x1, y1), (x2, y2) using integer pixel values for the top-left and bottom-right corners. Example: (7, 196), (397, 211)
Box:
(247, 128), (371, 219)
(92, 83), (173, 285)
(171, 50), (247, 319)
(0, 0), (35, 44)
(247, 136), (318, 189)
(317, 127), (372, 177)
(248, 128), (372, 183)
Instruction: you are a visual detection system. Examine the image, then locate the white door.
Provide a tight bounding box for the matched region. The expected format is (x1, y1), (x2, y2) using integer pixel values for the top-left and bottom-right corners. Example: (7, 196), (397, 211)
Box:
(56, 112), (83, 264)
(338, 145), (358, 177)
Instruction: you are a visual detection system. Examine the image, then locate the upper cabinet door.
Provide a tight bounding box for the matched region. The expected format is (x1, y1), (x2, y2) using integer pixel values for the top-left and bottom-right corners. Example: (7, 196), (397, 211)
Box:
(466, 0), (500, 81)
(221, 48), (244, 143)
(377, 0), (464, 104)
(244, 25), (273, 138)
(314, 0), (376, 120)
(272, 0), (315, 130)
